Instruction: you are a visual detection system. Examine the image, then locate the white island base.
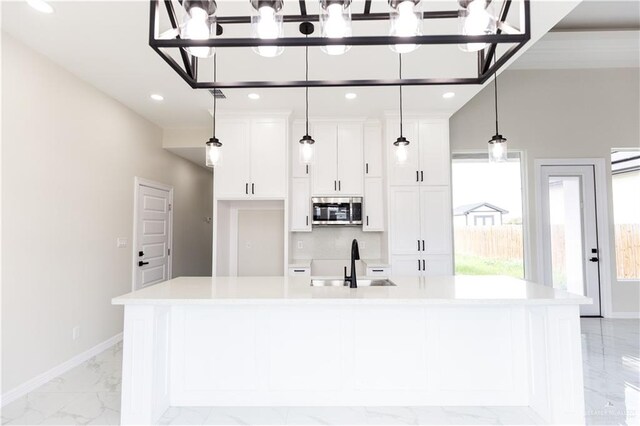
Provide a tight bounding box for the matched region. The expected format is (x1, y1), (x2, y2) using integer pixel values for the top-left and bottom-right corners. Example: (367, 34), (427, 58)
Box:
(113, 276), (591, 425)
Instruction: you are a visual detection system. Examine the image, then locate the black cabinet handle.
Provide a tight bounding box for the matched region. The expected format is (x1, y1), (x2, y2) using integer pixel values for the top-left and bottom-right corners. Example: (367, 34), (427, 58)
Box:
(418, 259), (421, 271)
(422, 240), (425, 251)
(306, 216), (309, 226)
(366, 163), (369, 174)
(245, 183), (248, 194)
(138, 261), (149, 267)
(423, 259), (426, 270)
(306, 164), (309, 174)
(252, 183), (255, 194)
(366, 216), (369, 226)
(334, 181), (337, 191)
(421, 171), (424, 182)
(338, 181), (341, 191)
(418, 240), (421, 251)
(293, 269), (306, 273)
(416, 171), (419, 182)
(372, 269), (384, 272)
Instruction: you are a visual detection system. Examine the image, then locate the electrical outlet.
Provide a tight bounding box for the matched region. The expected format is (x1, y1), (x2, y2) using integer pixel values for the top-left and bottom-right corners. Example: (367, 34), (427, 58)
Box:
(72, 326), (80, 341)
(116, 237), (128, 248)
(297, 241), (303, 249)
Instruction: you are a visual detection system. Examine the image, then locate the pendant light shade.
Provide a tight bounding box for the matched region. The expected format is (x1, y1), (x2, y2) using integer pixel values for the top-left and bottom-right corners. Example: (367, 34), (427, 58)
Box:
(205, 53), (222, 167)
(488, 64), (507, 163)
(388, 0), (423, 54)
(458, 0), (496, 52)
(181, 0), (217, 58)
(299, 22), (315, 164)
(251, 0), (284, 57)
(319, 0), (352, 56)
(488, 134), (507, 163)
(394, 54), (410, 165)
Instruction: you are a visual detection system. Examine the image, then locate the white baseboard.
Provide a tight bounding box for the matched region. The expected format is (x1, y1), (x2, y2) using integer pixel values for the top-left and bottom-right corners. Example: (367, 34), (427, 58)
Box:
(607, 312), (640, 319)
(1, 332), (123, 407)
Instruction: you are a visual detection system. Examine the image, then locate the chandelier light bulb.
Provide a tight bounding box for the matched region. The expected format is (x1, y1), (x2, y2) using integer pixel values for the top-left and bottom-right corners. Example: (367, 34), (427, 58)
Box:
(252, 4), (284, 57)
(459, 0), (495, 52)
(320, 0), (352, 56)
(182, 6), (214, 58)
(389, 0), (422, 54)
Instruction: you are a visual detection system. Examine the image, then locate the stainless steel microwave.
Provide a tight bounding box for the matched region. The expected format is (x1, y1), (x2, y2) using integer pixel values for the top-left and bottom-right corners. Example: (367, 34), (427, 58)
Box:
(311, 197), (362, 226)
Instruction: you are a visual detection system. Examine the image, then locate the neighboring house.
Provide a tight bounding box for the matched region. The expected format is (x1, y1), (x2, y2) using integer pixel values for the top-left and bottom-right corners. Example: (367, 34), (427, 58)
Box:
(454, 202), (509, 226)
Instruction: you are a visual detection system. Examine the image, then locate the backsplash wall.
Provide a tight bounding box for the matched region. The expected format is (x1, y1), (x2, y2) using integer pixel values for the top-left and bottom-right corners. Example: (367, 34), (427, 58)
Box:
(290, 227), (383, 260)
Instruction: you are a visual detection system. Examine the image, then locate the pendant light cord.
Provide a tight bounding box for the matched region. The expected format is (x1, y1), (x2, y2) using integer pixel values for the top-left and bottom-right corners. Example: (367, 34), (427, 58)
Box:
(213, 52), (217, 137)
(493, 56), (499, 135)
(399, 53), (403, 137)
(305, 36), (309, 136)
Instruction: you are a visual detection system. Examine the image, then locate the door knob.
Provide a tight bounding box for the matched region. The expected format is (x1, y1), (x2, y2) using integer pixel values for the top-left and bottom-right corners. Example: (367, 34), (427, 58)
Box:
(589, 257), (599, 263)
(138, 261), (149, 267)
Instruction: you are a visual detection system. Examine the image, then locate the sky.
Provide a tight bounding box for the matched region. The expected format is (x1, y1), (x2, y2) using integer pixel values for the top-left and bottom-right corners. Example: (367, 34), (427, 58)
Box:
(451, 159), (523, 222)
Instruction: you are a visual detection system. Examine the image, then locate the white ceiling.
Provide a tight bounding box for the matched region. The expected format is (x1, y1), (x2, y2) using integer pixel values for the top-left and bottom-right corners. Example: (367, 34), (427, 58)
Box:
(552, 0), (640, 31)
(1, 0), (581, 129)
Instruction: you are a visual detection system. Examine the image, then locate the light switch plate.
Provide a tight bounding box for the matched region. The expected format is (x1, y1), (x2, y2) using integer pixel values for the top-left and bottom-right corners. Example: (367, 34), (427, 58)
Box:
(117, 237), (128, 248)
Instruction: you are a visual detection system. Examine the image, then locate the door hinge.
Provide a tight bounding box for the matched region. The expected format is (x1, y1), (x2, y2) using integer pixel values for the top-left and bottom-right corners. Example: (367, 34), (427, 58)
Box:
(168, 248), (171, 255)
(168, 203), (172, 211)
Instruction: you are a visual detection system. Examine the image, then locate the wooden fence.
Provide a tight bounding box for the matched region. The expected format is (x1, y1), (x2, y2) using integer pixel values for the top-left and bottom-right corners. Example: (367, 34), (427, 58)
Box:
(455, 224), (640, 279)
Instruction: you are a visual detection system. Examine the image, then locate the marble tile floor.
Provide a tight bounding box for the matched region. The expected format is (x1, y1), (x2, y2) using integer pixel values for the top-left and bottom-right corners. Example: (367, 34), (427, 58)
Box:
(1, 318), (638, 425)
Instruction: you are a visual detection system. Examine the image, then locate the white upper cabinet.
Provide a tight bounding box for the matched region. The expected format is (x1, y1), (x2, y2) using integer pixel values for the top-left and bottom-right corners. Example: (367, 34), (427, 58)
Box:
(337, 123), (364, 195)
(312, 123), (339, 195)
(214, 119), (251, 198)
(291, 121), (311, 178)
(363, 177), (384, 232)
(250, 119), (287, 197)
(387, 120), (420, 186)
(214, 117), (287, 199)
(290, 178), (311, 232)
(312, 122), (363, 196)
(419, 121), (451, 186)
(364, 123), (383, 177)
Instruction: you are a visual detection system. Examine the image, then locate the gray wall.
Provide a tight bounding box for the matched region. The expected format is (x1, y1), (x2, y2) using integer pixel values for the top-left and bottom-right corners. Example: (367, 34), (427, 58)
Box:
(450, 68), (640, 314)
(1, 34), (213, 392)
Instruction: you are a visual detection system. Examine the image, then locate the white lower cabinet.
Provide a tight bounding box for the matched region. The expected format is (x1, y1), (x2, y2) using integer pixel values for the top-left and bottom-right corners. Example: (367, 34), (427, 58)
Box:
(290, 178), (311, 232)
(363, 177), (384, 232)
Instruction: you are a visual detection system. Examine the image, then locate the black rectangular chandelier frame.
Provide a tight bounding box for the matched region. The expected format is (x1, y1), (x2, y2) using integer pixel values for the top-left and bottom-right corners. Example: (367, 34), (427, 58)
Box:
(149, 0), (530, 89)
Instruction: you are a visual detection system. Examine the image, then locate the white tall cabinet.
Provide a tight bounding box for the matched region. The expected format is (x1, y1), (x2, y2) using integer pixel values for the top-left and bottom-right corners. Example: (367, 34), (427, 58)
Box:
(387, 118), (453, 276)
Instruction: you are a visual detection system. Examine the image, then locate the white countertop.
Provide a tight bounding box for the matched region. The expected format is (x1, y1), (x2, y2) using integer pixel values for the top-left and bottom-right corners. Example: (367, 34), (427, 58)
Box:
(112, 276), (592, 306)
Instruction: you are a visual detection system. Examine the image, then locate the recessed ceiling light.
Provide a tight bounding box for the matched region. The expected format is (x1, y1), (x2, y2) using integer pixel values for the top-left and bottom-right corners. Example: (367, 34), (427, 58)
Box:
(150, 94), (164, 101)
(442, 92), (455, 99)
(345, 93), (357, 100)
(26, 0), (54, 13)
(248, 93), (260, 100)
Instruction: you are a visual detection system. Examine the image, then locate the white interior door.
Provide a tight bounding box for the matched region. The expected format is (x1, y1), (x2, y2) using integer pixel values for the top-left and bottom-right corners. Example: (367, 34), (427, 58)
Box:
(135, 180), (172, 290)
(539, 165), (601, 316)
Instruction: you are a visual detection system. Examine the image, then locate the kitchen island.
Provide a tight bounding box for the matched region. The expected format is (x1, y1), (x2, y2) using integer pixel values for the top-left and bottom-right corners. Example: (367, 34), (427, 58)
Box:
(113, 275), (590, 425)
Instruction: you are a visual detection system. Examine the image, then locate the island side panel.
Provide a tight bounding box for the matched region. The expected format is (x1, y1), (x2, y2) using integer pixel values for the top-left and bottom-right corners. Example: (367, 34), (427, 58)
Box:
(120, 305), (170, 425)
(169, 304), (528, 406)
(527, 305), (586, 424)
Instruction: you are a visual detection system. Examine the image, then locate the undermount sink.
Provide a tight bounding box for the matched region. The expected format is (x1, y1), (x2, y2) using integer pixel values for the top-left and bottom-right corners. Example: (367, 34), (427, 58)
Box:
(310, 279), (396, 287)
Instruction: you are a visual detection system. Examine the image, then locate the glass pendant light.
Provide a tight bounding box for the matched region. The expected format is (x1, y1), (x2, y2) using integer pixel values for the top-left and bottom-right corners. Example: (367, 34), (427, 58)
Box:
(299, 23), (315, 164)
(389, 0), (423, 54)
(181, 0), (217, 58)
(393, 54), (410, 165)
(319, 0), (352, 56)
(251, 0), (284, 58)
(206, 53), (222, 167)
(488, 67), (507, 163)
(458, 0), (496, 53)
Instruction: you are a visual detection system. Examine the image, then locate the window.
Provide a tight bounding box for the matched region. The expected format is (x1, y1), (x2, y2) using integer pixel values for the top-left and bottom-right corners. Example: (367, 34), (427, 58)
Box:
(452, 153), (525, 278)
(611, 149), (640, 280)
